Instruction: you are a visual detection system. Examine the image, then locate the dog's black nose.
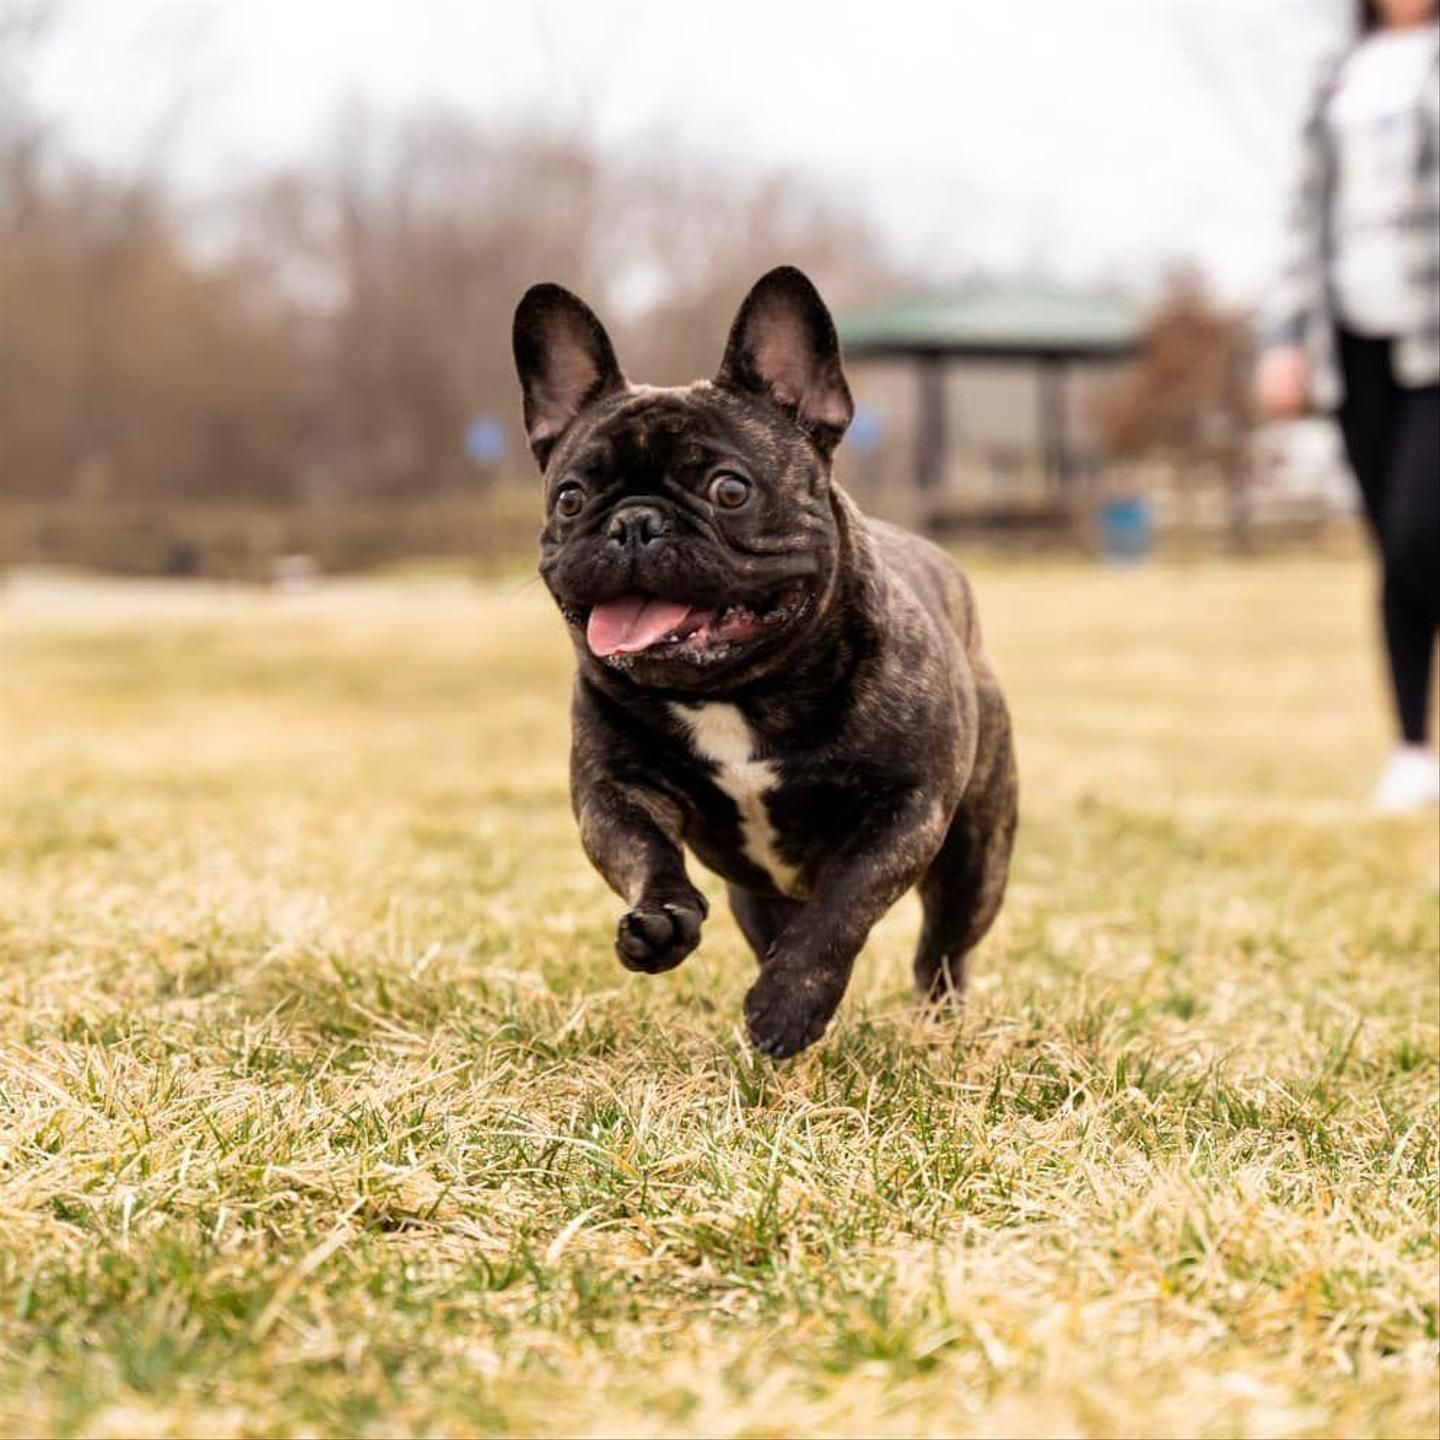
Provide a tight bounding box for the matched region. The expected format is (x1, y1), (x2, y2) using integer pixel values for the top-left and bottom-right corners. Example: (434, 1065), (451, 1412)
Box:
(606, 504), (671, 551)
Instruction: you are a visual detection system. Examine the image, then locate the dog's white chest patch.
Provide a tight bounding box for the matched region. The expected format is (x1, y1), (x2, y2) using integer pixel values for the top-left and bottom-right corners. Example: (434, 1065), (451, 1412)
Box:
(668, 701), (803, 897)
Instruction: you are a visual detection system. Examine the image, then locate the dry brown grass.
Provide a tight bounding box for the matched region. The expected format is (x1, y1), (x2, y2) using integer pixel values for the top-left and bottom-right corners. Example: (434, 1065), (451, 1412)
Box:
(1, 556), (1436, 1438)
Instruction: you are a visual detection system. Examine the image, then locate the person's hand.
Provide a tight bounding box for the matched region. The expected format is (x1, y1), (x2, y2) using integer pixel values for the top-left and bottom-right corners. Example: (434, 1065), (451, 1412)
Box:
(1256, 346), (1310, 420)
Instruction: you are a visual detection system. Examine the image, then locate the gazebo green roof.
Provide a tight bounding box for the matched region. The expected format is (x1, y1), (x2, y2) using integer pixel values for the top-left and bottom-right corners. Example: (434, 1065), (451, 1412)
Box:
(838, 281), (1144, 360)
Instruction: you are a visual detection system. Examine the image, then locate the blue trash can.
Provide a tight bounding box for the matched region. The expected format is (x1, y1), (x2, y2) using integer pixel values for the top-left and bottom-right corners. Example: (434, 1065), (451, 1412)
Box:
(1097, 496), (1154, 563)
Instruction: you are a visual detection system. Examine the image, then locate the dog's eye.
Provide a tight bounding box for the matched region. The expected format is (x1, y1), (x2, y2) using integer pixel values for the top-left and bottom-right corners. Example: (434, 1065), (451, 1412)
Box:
(707, 472), (751, 510)
(554, 482), (587, 519)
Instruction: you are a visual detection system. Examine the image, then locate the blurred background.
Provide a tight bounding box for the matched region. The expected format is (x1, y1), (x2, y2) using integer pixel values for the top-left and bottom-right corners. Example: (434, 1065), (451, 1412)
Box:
(0, 0), (1363, 577)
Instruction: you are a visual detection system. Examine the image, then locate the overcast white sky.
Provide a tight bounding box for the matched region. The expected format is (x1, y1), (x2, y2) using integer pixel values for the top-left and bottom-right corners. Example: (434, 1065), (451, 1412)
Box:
(22, 0), (1353, 302)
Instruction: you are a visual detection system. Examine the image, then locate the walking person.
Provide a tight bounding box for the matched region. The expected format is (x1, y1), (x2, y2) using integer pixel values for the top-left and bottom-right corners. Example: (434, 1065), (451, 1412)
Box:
(1257, 0), (1440, 811)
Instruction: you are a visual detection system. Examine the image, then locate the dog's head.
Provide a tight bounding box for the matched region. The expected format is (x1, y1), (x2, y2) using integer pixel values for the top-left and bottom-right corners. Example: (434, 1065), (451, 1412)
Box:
(513, 267), (854, 692)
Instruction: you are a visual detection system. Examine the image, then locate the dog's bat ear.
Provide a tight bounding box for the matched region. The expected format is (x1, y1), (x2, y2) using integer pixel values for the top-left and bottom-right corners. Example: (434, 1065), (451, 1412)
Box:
(715, 266), (853, 459)
(513, 284), (626, 469)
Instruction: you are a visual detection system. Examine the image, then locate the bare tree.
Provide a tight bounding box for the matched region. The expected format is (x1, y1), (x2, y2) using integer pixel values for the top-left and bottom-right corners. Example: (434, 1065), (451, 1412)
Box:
(1092, 267), (1257, 550)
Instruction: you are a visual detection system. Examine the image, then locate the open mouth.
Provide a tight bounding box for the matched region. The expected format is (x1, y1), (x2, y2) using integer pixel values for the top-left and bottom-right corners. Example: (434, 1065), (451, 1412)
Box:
(573, 584), (809, 663)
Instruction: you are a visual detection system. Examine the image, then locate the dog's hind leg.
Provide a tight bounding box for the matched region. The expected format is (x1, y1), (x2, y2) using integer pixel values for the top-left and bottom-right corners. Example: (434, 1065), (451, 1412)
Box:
(914, 690), (1017, 1002)
(727, 884), (802, 965)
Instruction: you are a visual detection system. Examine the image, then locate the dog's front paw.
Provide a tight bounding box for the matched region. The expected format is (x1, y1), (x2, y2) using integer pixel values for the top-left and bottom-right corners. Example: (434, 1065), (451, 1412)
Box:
(743, 965), (844, 1058)
(615, 893), (706, 974)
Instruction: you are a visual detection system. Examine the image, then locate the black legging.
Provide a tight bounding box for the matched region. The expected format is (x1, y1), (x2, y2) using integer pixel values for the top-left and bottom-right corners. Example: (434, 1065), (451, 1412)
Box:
(1335, 329), (1440, 746)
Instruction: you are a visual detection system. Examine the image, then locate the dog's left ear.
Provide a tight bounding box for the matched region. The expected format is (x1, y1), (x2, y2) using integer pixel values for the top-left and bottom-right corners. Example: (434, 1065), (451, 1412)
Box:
(513, 283), (626, 469)
(715, 266), (854, 459)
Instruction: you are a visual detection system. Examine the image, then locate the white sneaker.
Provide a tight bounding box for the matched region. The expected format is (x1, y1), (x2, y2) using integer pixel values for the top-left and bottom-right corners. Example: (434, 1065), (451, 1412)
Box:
(1372, 745), (1440, 813)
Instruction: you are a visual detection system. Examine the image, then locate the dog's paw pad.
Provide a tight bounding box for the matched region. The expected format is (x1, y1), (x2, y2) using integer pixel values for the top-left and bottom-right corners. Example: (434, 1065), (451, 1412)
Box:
(616, 899), (703, 974)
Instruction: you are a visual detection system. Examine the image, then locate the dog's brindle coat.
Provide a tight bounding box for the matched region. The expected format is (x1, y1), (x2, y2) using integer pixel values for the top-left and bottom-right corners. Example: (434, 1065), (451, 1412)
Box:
(513, 267), (1017, 1057)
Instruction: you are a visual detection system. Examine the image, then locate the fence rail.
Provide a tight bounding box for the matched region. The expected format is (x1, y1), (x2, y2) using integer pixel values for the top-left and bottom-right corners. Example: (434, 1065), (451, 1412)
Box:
(0, 495), (542, 580)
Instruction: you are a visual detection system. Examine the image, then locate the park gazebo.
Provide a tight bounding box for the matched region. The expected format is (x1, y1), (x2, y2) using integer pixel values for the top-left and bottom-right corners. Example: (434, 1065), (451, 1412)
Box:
(838, 282), (1144, 508)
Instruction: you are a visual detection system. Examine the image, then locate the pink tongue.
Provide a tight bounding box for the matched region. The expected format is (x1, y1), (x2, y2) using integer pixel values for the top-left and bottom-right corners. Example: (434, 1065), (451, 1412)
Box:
(586, 594), (699, 657)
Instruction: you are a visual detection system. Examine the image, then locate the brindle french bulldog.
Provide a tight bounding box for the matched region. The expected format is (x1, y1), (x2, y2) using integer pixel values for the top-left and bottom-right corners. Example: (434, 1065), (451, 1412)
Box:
(512, 266), (1017, 1057)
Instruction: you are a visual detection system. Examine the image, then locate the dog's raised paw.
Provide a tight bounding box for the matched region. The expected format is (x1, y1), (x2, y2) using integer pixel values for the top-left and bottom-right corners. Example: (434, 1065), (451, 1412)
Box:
(615, 899), (704, 974)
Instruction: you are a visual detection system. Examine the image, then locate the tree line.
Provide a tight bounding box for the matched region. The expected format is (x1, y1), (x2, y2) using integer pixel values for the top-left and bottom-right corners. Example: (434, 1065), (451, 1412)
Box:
(0, 7), (896, 507)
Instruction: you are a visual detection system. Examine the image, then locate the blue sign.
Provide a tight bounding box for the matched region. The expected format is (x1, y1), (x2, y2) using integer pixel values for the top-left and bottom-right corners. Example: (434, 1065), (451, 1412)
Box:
(464, 416), (506, 465)
(849, 404), (885, 455)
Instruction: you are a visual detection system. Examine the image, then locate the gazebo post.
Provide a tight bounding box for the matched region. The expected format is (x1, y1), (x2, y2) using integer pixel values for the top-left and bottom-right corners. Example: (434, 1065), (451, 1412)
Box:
(916, 353), (946, 493)
(1038, 354), (1069, 493)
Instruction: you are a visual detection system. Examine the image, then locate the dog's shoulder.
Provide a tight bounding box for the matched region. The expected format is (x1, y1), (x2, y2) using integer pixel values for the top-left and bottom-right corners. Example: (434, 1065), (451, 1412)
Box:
(862, 514), (982, 658)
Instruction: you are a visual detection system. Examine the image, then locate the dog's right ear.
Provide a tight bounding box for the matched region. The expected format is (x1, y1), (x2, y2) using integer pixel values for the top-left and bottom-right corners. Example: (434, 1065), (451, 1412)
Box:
(512, 284), (626, 469)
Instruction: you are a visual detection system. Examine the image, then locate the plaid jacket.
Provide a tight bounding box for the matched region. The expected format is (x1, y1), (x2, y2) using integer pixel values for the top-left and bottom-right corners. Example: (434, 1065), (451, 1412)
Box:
(1263, 37), (1440, 409)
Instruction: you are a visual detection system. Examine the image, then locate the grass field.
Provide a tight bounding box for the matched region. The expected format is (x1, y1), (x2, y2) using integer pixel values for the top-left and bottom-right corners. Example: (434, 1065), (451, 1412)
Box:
(1, 555), (1437, 1439)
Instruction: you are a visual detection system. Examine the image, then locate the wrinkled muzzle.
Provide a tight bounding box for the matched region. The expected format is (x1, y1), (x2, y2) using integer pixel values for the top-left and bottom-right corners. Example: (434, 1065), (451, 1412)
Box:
(542, 500), (821, 674)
